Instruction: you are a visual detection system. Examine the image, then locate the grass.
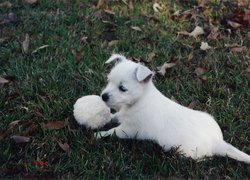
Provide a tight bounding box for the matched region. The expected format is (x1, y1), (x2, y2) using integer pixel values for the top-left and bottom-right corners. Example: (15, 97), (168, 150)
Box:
(0, 0), (250, 178)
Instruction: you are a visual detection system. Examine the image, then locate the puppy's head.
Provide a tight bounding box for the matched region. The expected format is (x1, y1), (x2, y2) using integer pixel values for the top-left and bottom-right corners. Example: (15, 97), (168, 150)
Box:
(101, 54), (153, 109)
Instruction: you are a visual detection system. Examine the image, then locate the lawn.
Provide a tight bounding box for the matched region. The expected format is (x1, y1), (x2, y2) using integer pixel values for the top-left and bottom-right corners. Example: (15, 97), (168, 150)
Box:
(0, 0), (249, 178)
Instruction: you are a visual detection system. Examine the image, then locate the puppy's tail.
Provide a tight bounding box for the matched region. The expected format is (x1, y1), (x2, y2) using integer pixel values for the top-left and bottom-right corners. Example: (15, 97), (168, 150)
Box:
(214, 140), (250, 164)
(105, 54), (127, 64)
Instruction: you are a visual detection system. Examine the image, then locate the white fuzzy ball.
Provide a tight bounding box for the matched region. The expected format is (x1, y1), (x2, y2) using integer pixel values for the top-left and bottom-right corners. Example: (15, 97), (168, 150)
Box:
(73, 95), (111, 129)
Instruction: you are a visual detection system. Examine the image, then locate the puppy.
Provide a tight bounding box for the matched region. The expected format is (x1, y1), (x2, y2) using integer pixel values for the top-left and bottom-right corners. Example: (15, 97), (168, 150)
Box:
(96, 54), (250, 164)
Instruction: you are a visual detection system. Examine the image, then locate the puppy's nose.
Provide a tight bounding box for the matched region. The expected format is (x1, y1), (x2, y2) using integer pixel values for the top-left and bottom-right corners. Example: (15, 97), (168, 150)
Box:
(101, 93), (109, 102)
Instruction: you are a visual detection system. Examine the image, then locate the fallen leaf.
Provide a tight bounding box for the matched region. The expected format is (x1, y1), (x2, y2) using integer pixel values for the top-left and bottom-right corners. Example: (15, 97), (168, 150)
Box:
(97, 0), (106, 10)
(246, 65), (250, 73)
(178, 26), (204, 38)
(236, 0), (249, 7)
(0, 13), (21, 27)
(42, 121), (69, 130)
(72, 47), (84, 62)
(104, 9), (115, 15)
(231, 46), (247, 53)
(171, 96), (179, 104)
(131, 26), (142, 31)
(12, 135), (30, 143)
(8, 120), (21, 129)
(188, 100), (199, 109)
(58, 142), (70, 152)
(147, 52), (155, 63)
(108, 40), (119, 47)
(226, 20), (242, 28)
(22, 34), (30, 54)
(194, 67), (205, 76)
(197, 0), (211, 7)
(0, 1), (12, 8)
(157, 62), (176, 76)
(80, 36), (91, 45)
(153, 3), (162, 12)
(224, 9), (250, 28)
(0, 37), (10, 43)
(31, 45), (49, 54)
(23, 122), (39, 136)
(0, 77), (9, 84)
(128, 0), (134, 11)
(200, 42), (211, 51)
(24, 0), (38, 5)
(189, 26), (204, 38)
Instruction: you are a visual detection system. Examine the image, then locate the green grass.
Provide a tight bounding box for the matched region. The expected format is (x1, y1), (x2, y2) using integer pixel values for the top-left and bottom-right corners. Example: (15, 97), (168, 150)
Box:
(0, 0), (249, 178)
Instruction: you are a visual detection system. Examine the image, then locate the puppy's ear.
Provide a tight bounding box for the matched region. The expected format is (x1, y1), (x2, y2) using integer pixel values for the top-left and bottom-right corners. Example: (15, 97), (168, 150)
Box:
(135, 65), (153, 83)
(105, 54), (126, 64)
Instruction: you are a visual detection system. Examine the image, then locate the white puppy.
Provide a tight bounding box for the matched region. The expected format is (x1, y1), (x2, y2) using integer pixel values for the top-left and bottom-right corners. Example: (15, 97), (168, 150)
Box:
(96, 54), (250, 164)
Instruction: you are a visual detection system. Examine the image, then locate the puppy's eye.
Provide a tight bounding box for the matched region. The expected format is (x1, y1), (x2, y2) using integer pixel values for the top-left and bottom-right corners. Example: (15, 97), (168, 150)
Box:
(119, 85), (127, 92)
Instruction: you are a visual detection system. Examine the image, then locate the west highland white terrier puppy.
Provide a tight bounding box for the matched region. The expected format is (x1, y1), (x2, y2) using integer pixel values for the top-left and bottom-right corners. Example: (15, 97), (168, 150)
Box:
(95, 54), (250, 164)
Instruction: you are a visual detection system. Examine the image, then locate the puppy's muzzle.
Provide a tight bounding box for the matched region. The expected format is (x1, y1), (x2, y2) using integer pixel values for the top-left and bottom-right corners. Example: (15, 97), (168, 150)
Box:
(101, 93), (109, 102)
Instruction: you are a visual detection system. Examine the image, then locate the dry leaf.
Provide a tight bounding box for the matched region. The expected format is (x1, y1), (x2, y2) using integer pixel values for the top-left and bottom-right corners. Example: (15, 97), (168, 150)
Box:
(246, 65), (250, 73)
(8, 120), (21, 129)
(226, 20), (242, 28)
(72, 47), (84, 62)
(42, 121), (69, 130)
(0, 1), (12, 8)
(198, 0), (211, 7)
(24, 0), (37, 5)
(58, 142), (70, 151)
(171, 96), (179, 104)
(189, 26), (204, 38)
(200, 42), (211, 51)
(22, 34), (30, 54)
(178, 26), (204, 38)
(147, 52), (155, 63)
(12, 135), (30, 143)
(128, 1), (134, 11)
(0, 37), (10, 43)
(157, 62), (176, 76)
(104, 9), (115, 15)
(131, 26), (142, 31)
(153, 3), (162, 12)
(188, 100), (199, 109)
(231, 46), (247, 53)
(32, 45), (49, 54)
(0, 13), (21, 27)
(0, 77), (9, 84)
(97, 0), (106, 10)
(194, 67), (205, 76)
(108, 40), (119, 47)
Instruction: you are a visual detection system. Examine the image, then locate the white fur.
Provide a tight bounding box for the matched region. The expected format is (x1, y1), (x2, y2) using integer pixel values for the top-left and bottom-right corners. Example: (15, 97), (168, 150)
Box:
(95, 54), (250, 164)
(73, 95), (110, 129)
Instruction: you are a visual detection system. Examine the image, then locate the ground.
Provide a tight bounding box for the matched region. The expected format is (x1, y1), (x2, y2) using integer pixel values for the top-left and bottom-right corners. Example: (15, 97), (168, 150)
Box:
(0, 0), (250, 178)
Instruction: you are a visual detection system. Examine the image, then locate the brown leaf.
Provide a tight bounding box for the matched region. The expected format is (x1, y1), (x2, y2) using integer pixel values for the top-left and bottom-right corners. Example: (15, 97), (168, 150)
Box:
(225, 9), (250, 28)
(8, 120), (21, 129)
(104, 9), (115, 15)
(108, 40), (119, 47)
(188, 100), (199, 109)
(246, 65), (250, 73)
(0, 1), (12, 8)
(97, 0), (106, 10)
(42, 121), (69, 130)
(170, 96), (179, 104)
(231, 46), (247, 53)
(197, 0), (211, 7)
(0, 13), (21, 27)
(24, 0), (37, 5)
(58, 142), (70, 152)
(147, 52), (156, 63)
(194, 67), (205, 76)
(72, 47), (84, 62)
(200, 42), (211, 51)
(128, 1), (134, 11)
(12, 135), (30, 143)
(178, 26), (204, 38)
(236, 0), (249, 7)
(157, 62), (176, 76)
(23, 122), (39, 136)
(22, 34), (30, 54)
(131, 26), (142, 31)
(0, 77), (9, 84)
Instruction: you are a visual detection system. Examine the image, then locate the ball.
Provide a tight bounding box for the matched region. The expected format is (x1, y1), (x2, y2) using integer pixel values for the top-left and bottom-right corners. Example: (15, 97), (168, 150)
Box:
(73, 95), (111, 129)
